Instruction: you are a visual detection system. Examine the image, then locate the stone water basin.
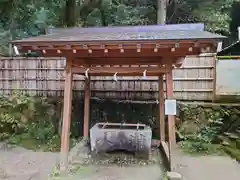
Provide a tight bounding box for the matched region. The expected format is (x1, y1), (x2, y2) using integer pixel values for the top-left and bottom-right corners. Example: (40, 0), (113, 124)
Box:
(90, 123), (152, 154)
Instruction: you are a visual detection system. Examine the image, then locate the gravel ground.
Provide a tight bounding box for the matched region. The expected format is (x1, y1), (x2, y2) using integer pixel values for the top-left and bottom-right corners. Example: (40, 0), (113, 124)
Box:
(174, 149), (240, 180)
(0, 143), (59, 180)
(0, 142), (165, 180)
(53, 142), (166, 180)
(2, 141), (238, 180)
(53, 164), (164, 180)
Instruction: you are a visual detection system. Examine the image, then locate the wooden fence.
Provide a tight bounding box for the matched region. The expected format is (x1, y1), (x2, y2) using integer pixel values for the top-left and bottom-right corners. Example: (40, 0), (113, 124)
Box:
(0, 55), (215, 101)
(216, 58), (240, 96)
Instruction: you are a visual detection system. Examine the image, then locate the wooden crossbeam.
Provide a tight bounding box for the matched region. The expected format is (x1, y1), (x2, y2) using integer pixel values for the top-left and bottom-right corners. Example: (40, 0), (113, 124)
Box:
(15, 40), (215, 53)
(18, 47), (202, 58)
(73, 57), (163, 65)
(71, 66), (166, 76)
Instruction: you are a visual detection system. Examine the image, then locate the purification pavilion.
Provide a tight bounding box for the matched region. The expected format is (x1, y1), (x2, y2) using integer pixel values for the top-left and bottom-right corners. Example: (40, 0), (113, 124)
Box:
(12, 23), (225, 171)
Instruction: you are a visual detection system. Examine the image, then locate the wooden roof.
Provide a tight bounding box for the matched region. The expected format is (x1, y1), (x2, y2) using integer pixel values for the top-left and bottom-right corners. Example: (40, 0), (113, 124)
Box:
(12, 23), (226, 76)
(13, 23), (224, 44)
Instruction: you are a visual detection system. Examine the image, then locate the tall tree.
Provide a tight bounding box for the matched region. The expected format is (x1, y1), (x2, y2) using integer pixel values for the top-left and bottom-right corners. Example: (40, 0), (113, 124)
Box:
(230, 1), (240, 41)
(65, 0), (76, 27)
(157, 0), (167, 24)
(0, 0), (236, 55)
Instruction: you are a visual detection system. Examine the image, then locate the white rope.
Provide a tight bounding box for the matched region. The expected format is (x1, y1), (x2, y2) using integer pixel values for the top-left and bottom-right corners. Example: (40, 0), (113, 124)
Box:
(90, 97), (160, 104)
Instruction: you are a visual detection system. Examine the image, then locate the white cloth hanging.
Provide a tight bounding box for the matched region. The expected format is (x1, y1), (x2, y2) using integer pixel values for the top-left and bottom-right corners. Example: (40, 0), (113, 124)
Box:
(85, 68), (90, 78)
(143, 69), (147, 79)
(113, 72), (118, 81)
(13, 46), (19, 55)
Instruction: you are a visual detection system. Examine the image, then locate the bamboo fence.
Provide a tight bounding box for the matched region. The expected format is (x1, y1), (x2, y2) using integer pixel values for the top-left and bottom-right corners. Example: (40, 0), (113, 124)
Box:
(0, 55), (215, 101)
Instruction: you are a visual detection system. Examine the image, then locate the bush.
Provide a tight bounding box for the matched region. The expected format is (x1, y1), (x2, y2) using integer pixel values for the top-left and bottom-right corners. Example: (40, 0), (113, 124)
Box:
(177, 103), (240, 158)
(0, 92), (35, 138)
(0, 91), (58, 150)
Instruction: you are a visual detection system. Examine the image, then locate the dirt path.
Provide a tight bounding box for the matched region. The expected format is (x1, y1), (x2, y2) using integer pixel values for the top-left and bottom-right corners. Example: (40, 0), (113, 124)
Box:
(174, 149), (240, 180)
(0, 143), (59, 180)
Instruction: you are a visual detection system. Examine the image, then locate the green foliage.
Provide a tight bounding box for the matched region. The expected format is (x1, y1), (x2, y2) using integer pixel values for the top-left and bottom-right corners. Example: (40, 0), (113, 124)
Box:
(179, 135), (223, 155)
(177, 103), (240, 159)
(0, 91), (80, 151)
(0, 92), (61, 151)
(1, 0), (239, 55)
(0, 0), (65, 55)
(83, 1), (154, 27)
(185, 0), (235, 33)
(0, 92), (36, 137)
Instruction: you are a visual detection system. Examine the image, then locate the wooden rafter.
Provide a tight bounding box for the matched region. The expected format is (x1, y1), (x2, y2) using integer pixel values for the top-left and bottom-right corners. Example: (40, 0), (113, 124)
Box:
(20, 48), (203, 59)
(14, 39), (215, 48)
(16, 39), (215, 59)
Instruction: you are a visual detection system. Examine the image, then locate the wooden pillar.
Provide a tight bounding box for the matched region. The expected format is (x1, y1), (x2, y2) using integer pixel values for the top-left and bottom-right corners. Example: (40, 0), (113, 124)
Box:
(159, 75), (165, 142)
(212, 56), (217, 102)
(60, 57), (73, 171)
(165, 63), (176, 170)
(83, 76), (91, 137)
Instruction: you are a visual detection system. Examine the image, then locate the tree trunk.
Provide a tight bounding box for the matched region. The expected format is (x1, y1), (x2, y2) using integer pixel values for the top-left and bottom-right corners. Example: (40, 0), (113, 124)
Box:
(65, 0), (76, 27)
(157, 0), (167, 24)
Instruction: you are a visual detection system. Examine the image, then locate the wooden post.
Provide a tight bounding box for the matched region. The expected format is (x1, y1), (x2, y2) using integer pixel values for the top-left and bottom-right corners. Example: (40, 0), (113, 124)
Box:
(60, 57), (73, 171)
(159, 75), (165, 142)
(213, 42), (222, 102)
(212, 55), (217, 102)
(83, 76), (91, 137)
(165, 63), (176, 170)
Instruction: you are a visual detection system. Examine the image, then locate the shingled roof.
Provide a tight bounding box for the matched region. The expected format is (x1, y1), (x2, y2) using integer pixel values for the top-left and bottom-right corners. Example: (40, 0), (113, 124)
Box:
(13, 23), (225, 44)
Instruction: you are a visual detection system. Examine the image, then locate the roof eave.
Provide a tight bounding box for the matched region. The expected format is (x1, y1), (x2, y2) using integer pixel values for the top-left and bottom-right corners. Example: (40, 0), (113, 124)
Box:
(12, 37), (225, 45)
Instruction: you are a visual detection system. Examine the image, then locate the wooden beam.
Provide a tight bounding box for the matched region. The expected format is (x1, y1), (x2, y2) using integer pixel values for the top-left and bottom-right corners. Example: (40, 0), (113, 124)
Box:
(159, 75), (165, 142)
(15, 40), (214, 48)
(72, 66), (166, 76)
(60, 57), (73, 171)
(18, 47), (201, 58)
(73, 57), (163, 65)
(165, 63), (176, 171)
(173, 57), (185, 67)
(83, 76), (91, 137)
